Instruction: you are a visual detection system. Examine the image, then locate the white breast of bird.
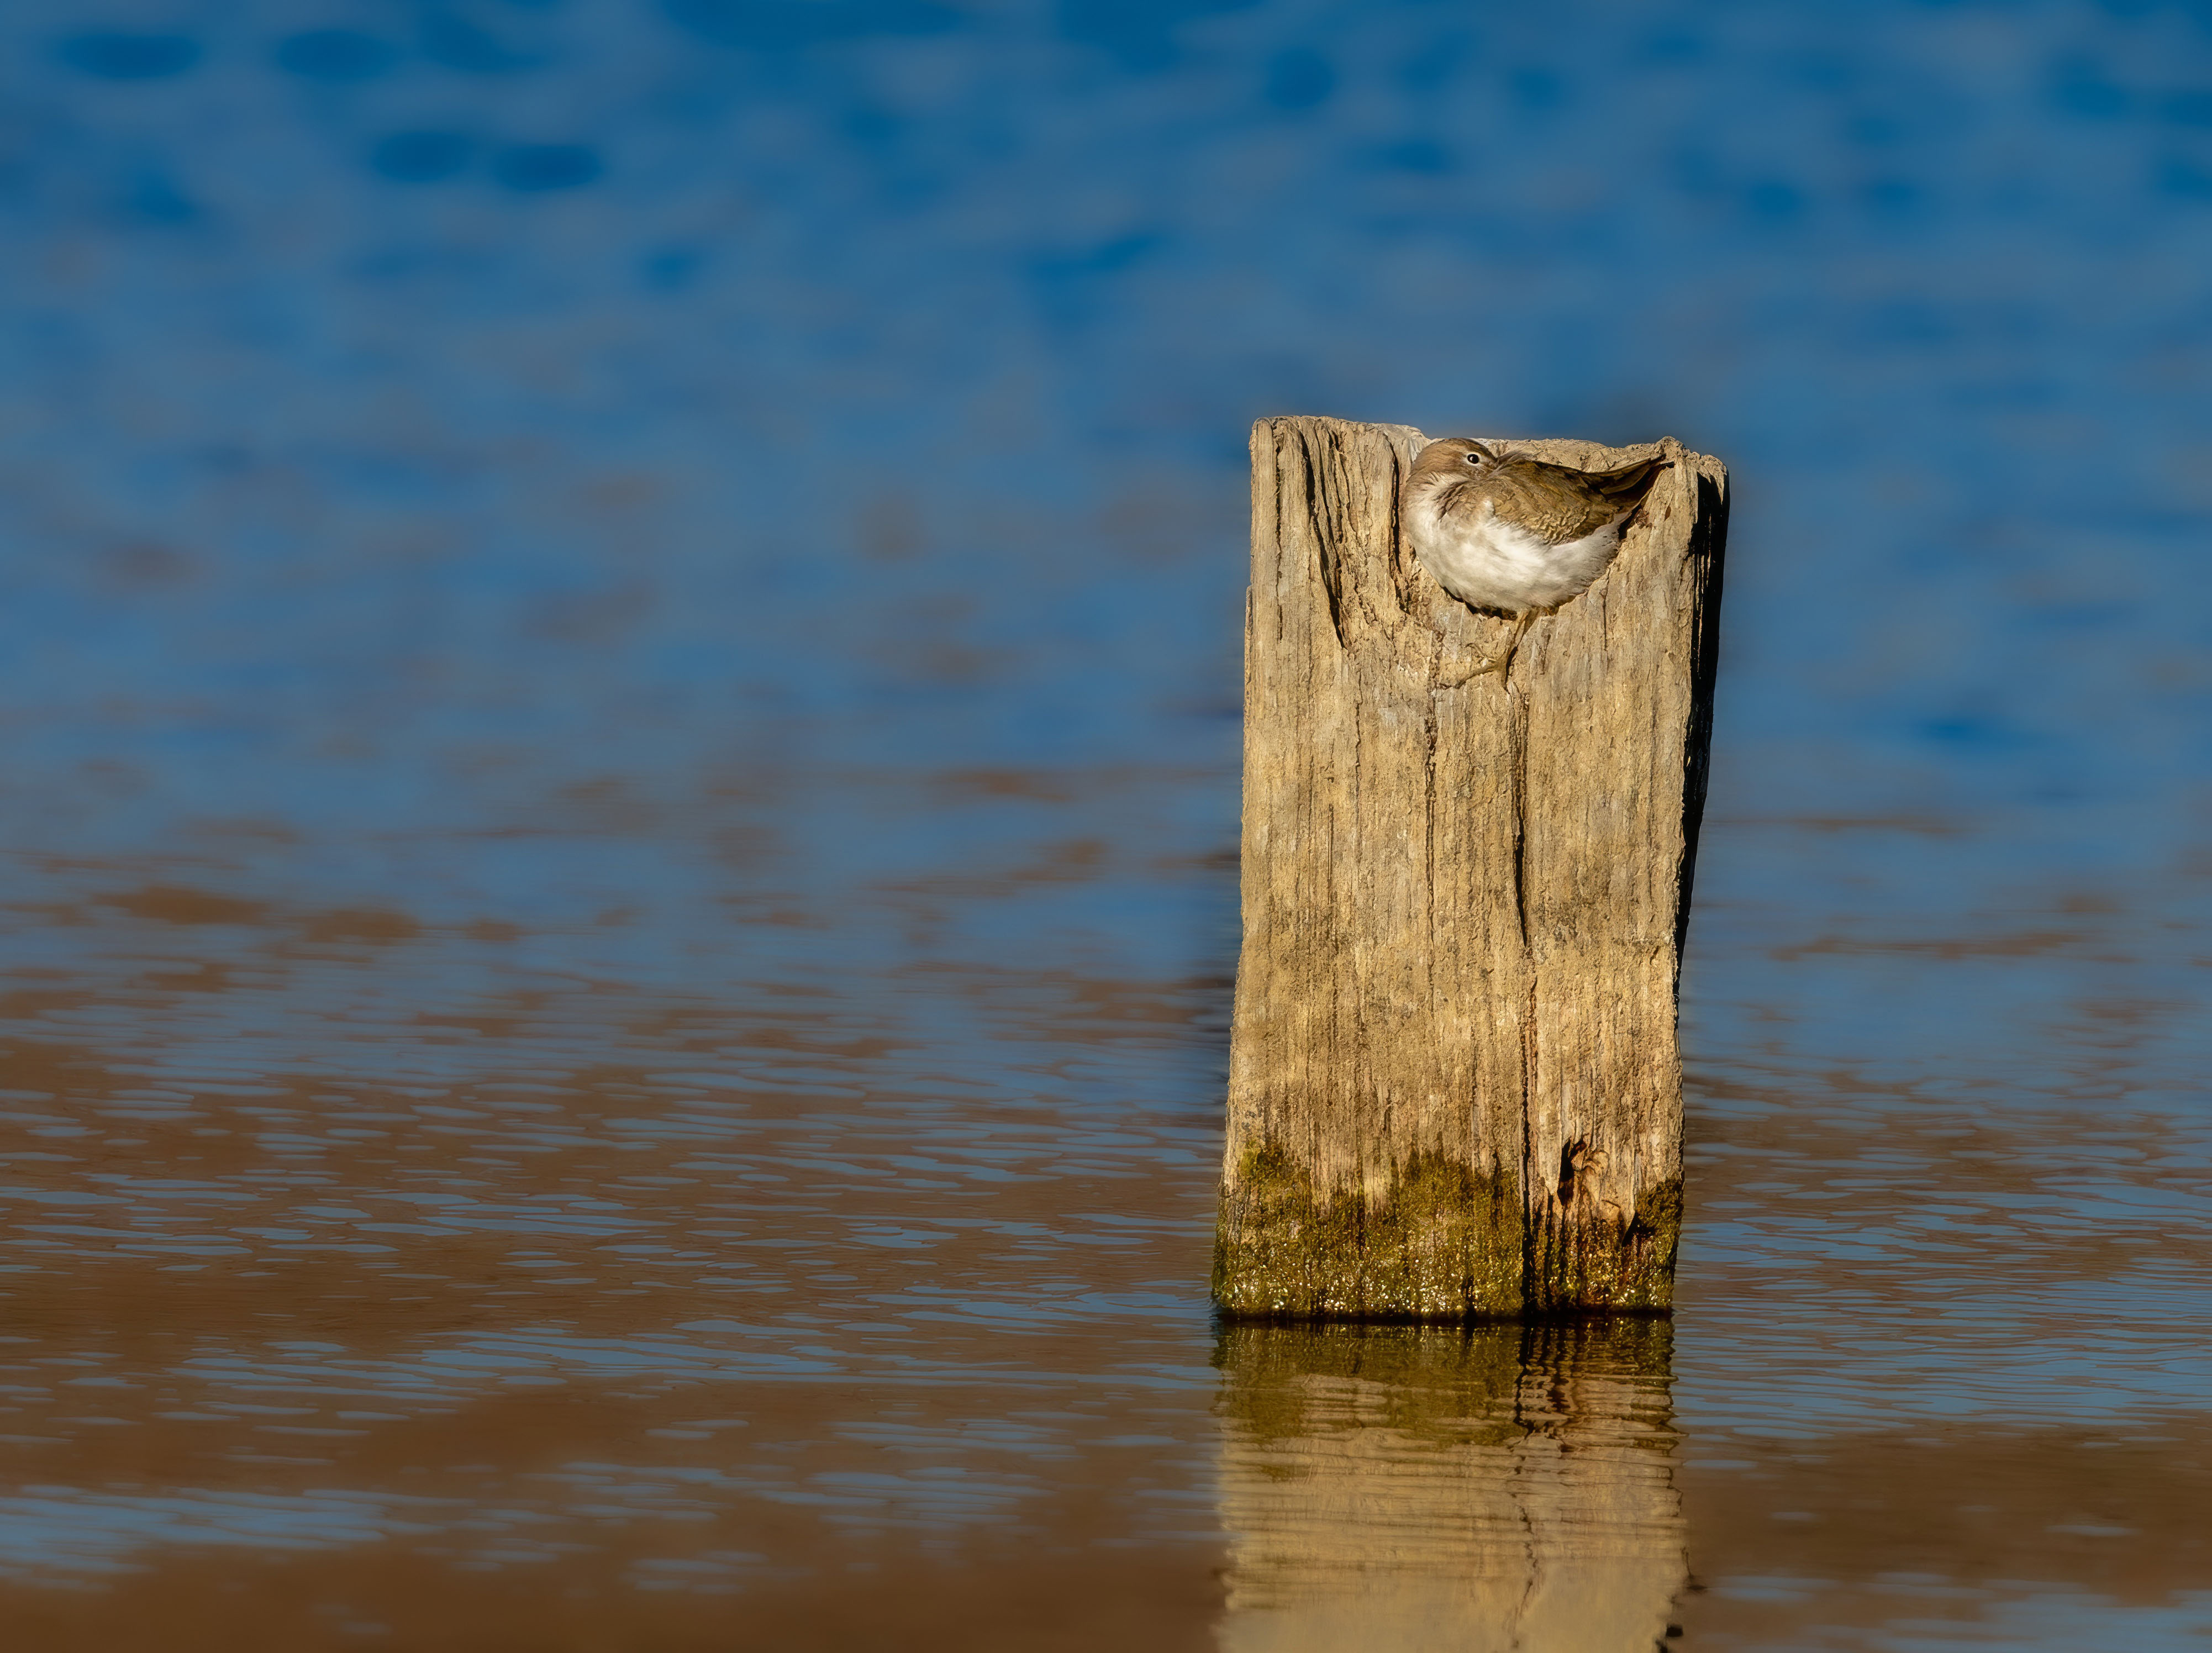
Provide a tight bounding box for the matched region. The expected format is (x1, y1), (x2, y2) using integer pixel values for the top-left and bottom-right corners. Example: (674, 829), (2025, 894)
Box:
(1410, 495), (1630, 616)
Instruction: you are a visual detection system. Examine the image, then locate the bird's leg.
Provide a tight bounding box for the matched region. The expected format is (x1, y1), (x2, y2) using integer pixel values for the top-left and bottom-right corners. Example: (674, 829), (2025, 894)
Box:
(1432, 612), (1535, 691)
(1466, 613), (1533, 680)
(1500, 612), (1534, 676)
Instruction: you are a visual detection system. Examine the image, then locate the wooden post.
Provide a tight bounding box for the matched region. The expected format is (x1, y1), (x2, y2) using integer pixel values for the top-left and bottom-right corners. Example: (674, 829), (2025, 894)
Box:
(1213, 417), (1728, 1318)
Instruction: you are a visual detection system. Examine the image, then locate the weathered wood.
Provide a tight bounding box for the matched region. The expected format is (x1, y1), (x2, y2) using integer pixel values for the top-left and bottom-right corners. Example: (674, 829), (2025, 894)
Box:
(1213, 416), (1728, 1318)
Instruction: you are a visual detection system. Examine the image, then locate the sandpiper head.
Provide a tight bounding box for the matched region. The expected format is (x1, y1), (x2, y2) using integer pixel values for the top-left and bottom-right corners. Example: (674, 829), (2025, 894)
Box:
(1412, 436), (1498, 480)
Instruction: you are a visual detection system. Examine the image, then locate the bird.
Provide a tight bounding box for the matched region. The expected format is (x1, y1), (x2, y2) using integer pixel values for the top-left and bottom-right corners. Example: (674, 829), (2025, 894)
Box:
(1399, 437), (1671, 680)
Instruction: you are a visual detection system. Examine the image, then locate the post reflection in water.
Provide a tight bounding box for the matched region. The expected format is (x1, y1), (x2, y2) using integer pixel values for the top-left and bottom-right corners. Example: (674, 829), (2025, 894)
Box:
(1214, 1320), (1683, 1653)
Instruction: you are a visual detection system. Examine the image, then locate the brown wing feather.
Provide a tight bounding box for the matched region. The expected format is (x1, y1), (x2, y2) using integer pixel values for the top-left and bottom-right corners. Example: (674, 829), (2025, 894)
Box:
(1481, 454), (1668, 544)
(1586, 454), (1668, 499)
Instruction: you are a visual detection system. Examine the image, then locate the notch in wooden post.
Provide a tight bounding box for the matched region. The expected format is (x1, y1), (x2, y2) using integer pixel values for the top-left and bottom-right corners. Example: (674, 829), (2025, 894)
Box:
(1213, 417), (1729, 1319)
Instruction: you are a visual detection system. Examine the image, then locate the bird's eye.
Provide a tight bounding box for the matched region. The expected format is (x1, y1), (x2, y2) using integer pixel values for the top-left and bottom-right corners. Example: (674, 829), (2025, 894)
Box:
(1462, 450), (1482, 464)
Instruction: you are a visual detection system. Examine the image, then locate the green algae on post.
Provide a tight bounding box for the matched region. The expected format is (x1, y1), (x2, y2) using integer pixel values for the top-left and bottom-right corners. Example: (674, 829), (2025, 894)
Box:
(1213, 1141), (1523, 1319)
(1216, 417), (1727, 1319)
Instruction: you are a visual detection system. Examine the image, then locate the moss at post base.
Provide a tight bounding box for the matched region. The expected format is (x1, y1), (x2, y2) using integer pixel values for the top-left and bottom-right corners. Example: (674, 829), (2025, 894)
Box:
(1524, 1178), (1682, 1314)
(1212, 1139), (1524, 1320)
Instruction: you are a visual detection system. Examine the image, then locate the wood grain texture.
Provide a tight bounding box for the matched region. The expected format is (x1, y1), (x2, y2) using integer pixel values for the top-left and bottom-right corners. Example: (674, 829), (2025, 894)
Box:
(1214, 415), (1728, 1319)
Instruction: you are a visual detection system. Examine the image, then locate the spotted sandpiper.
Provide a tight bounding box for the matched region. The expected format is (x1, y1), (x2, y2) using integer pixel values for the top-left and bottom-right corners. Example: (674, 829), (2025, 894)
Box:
(1399, 437), (1670, 679)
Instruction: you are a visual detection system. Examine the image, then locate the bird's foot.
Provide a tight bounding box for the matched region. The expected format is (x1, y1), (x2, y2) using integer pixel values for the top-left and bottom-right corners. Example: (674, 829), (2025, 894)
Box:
(1432, 617), (1532, 690)
(1432, 655), (1504, 691)
(1488, 614), (1534, 682)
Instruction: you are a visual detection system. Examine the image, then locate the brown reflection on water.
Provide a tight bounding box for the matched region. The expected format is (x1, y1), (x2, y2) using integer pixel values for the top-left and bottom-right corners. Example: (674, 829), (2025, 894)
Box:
(6, 782), (2212, 1650)
(1214, 1321), (1683, 1652)
(0, 868), (1233, 1652)
(1678, 1420), (2212, 1646)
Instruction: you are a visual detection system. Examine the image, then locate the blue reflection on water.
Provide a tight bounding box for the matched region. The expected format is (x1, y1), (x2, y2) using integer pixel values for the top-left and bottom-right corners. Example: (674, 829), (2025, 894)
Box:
(1, 0), (2202, 1009)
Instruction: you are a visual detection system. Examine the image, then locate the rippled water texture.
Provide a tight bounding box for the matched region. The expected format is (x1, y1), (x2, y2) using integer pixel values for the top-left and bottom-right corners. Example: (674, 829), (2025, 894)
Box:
(3, 2), (2211, 1648)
